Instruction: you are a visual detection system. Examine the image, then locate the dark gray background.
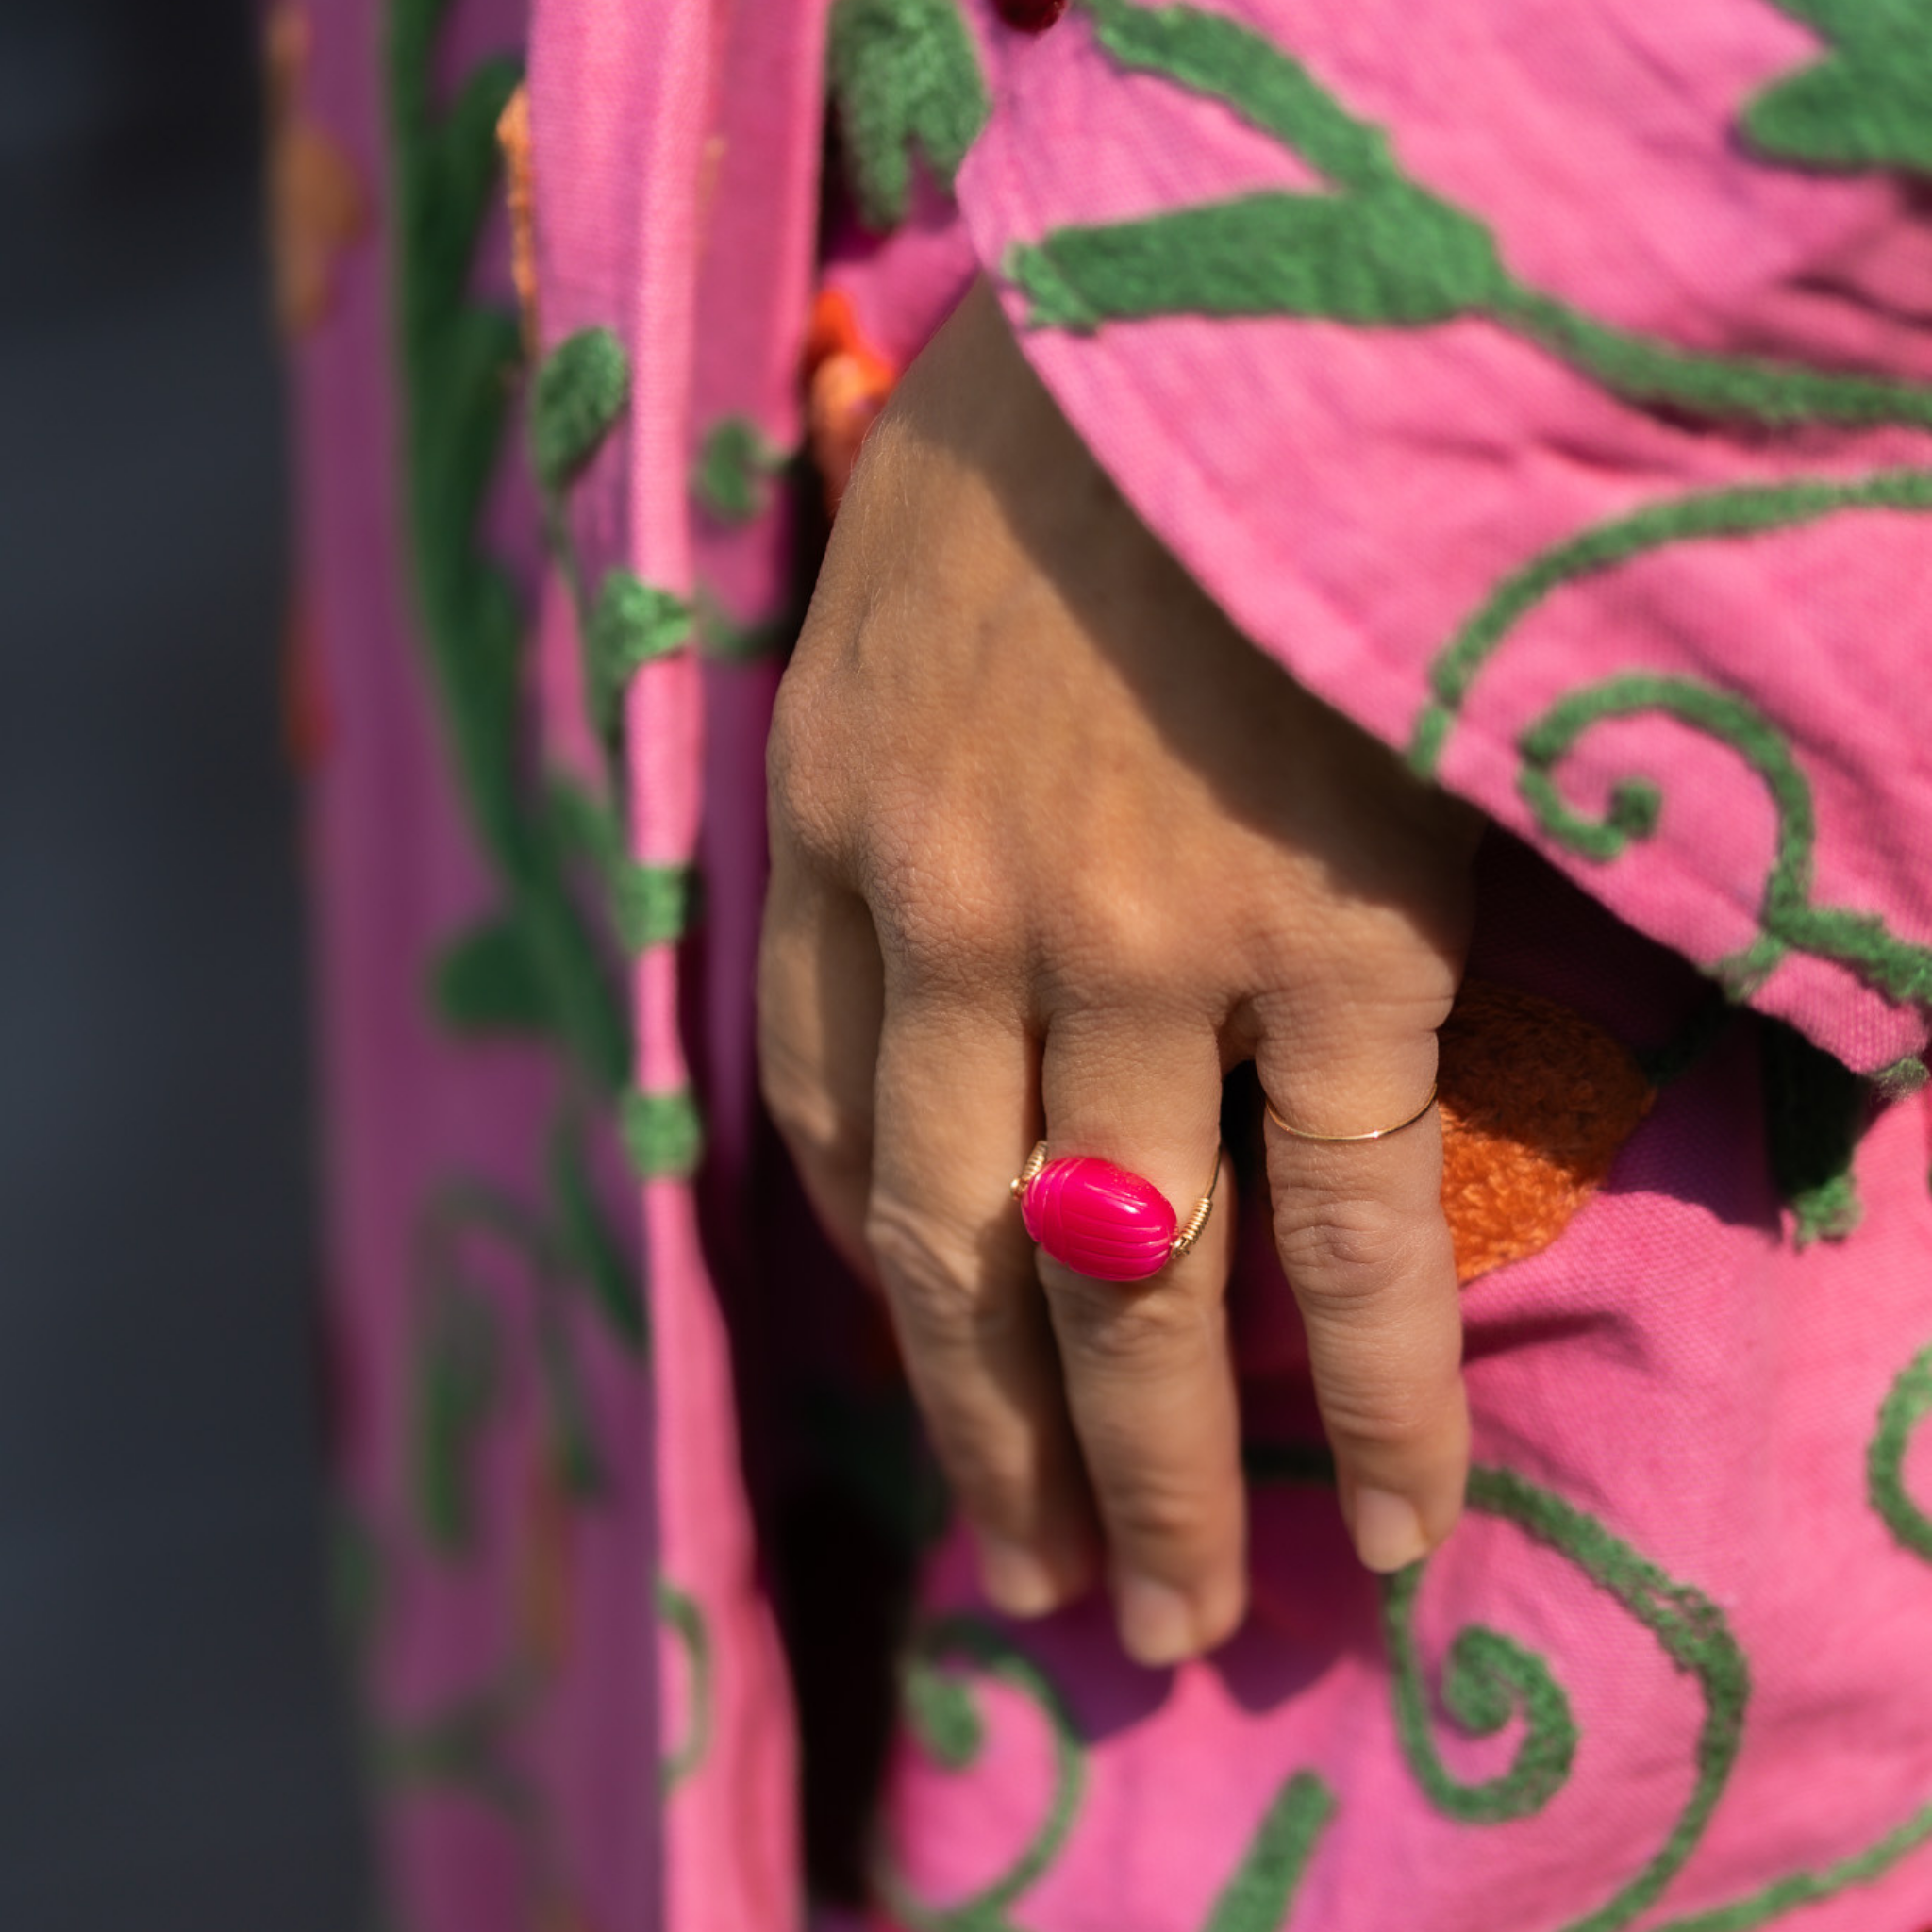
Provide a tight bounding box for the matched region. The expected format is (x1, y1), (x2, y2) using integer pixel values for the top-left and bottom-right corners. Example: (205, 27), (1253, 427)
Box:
(1, 0), (368, 1923)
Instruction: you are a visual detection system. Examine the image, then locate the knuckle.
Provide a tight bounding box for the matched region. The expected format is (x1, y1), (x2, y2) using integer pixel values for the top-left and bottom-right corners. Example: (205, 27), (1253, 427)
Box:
(757, 1046), (870, 1186)
(1272, 1194), (1424, 1298)
(1317, 1388), (1445, 1459)
(1101, 1473), (1219, 1558)
(864, 1200), (1001, 1340)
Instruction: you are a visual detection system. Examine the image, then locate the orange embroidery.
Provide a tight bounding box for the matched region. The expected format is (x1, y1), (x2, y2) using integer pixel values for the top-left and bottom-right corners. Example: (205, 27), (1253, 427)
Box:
(265, 2), (369, 338)
(1438, 979), (1657, 1285)
(805, 286), (900, 509)
(497, 84), (540, 353)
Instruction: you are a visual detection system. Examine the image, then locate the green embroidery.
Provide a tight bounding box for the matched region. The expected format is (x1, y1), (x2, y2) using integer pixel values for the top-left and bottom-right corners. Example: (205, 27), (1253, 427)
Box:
(549, 781), (696, 954)
(1646, 1342), (1932, 1927)
(692, 415), (785, 525)
(1742, 0), (1932, 176)
(1383, 1570), (1577, 1823)
(431, 913), (551, 1035)
(378, 1674), (539, 1821)
(413, 1277), (501, 1551)
(1408, 470), (1932, 777)
(549, 1116), (648, 1354)
(530, 325), (630, 493)
(410, 1179), (625, 1542)
(1389, 1466), (1750, 1932)
(696, 588), (791, 662)
(1517, 674), (1932, 1008)
(828, 0), (991, 230)
(1202, 1772), (1335, 1932)
(621, 1088), (706, 1179)
(658, 1577), (713, 1790)
(1869, 1341), (1932, 1560)
(1759, 1018), (1867, 1244)
(1650, 1803), (1932, 1932)
(1009, 0), (1932, 435)
(536, 1297), (605, 1496)
(611, 862), (694, 952)
(585, 569), (694, 738)
(391, 2), (632, 1094)
(1873, 1055), (1931, 1099)
(879, 1616), (1087, 1932)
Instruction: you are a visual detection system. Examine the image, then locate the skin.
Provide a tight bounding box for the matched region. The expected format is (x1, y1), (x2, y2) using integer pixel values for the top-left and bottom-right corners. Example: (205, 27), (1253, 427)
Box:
(759, 280), (1483, 1667)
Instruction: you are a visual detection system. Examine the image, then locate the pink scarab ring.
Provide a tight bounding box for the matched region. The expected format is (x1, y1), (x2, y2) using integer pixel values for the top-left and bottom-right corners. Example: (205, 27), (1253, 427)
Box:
(1010, 1141), (1220, 1283)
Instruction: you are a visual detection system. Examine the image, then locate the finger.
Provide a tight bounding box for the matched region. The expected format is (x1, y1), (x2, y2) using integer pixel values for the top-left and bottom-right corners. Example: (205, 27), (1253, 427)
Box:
(867, 991), (1100, 1616)
(757, 851), (884, 1280)
(1258, 1015), (1469, 1574)
(1032, 1012), (1242, 1667)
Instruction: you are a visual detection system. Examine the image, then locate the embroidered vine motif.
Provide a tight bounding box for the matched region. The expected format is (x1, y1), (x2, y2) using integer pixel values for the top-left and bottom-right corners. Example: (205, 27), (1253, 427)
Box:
(880, 1616), (1088, 1932)
(1201, 1773), (1337, 1932)
(658, 1577), (714, 1790)
(376, 0), (673, 1909)
(1009, 0), (1932, 438)
(828, 0), (991, 231)
(1407, 471), (1932, 779)
(1742, 0), (1932, 176)
(692, 414), (787, 525)
(1380, 1466), (1750, 1932)
(881, 1614), (1338, 1931)
(1870, 1340), (1932, 1560)
(1516, 673), (1932, 1010)
(526, 325), (706, 1178)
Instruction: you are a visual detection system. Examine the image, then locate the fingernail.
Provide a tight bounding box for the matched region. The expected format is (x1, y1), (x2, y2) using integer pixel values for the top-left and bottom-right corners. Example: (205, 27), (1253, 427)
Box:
(977, 1537), (1064, 1618)
(1351, 1487), (1429, 1573)
(1117, 1574), (1196, 1667)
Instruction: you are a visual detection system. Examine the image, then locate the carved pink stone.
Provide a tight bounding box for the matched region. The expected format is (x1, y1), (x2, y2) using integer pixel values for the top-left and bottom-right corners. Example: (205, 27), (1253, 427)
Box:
(1020, 1156), (1177, 1282)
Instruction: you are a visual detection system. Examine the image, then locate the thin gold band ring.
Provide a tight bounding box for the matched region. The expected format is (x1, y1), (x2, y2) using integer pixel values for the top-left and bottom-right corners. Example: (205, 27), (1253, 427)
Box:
(1264, 1082), (1439, 1144)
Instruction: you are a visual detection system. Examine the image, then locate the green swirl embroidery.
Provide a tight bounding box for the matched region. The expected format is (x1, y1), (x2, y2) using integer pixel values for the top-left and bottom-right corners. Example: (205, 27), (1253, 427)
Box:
(658, 1577), (714, 1790)
(880, 1616), (1087, 1932)
(1644, 1342), (1932, 1927)
(1387, 1466), (1749, 1932)
(882, 1614), (1335, 1931)
(1517, 673), (1932, 1007)
(1407, 470), (1932, 777)
(1009, 0), (1932, 436)
(1869, 1339), (1932, 1560)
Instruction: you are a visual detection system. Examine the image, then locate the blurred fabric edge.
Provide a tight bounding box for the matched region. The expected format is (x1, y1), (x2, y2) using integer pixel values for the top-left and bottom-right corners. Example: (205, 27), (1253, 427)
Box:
(0, 0), (369, 1926)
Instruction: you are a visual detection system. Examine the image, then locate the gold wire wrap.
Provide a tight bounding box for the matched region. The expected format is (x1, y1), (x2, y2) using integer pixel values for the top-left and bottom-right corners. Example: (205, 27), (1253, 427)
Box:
(1263, 1082), (1439, 1144)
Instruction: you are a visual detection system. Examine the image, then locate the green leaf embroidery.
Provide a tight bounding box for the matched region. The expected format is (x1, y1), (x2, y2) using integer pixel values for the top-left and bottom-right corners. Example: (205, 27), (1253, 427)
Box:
(586, 570), (694, 739)
(550, 1120), (648, 1355)
(620, 1088), (706, 1179)
(531, 326), (631, 492)
(1010, 0), (1932, 434)
(413, 1280), (501, 1551)
(1758, 1018), (1866, 1244)
(431, 914), (549, 1034)
(658, 1577), (713, 1790)
(828, 0), (991, 230)
(691, 415), (786, 524)
(1743, 0), (1932, 175)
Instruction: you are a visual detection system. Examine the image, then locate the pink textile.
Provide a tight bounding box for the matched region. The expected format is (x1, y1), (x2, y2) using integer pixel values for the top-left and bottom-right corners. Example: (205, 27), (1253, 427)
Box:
(285, 1), (1932, 1929)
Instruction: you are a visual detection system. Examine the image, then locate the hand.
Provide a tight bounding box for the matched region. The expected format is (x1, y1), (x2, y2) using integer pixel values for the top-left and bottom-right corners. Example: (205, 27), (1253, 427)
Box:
(759, 280), (1481, 1665)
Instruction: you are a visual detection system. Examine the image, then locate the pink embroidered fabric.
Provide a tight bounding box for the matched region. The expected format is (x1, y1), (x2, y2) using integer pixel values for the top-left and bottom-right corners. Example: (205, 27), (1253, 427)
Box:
(285, 0), (1932, 1929)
